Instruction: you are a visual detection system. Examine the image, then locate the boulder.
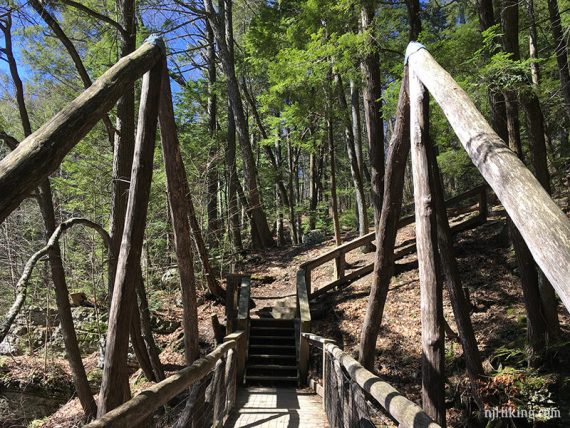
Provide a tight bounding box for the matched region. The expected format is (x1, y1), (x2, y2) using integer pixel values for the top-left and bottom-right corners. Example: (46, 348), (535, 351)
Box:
(302, 229), (326, 247)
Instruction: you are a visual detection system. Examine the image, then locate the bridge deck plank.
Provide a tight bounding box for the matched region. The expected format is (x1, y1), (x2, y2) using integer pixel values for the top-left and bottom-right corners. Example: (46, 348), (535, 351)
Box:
(224, 387), (328, 427)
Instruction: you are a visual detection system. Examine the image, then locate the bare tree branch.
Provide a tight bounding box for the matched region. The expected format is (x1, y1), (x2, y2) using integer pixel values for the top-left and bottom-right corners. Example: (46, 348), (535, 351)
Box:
(57, 0), (127, 38)
(0, 217), (113, 344)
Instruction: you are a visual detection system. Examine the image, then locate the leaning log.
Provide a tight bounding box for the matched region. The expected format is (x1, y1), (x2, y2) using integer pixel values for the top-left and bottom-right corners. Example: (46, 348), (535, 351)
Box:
(406, 42), (570, 313)
(0, 36), (164, 224)
(98, 56), (163, 416)
(158, 62), (200, 364)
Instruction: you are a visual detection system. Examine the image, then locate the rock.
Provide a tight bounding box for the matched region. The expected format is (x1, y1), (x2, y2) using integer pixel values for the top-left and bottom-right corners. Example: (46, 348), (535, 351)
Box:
(0, 340), (16, 355)
(302, 229), (326, 247)
(151, 315), (180, 334)
(161, 268), (180, 288)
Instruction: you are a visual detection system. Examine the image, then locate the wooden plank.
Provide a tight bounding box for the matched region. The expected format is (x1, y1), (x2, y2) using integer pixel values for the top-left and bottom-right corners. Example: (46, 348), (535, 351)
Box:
(407, 42), (570, 313)
(87, 341), (236, 427)
(0, 36), (164, 224)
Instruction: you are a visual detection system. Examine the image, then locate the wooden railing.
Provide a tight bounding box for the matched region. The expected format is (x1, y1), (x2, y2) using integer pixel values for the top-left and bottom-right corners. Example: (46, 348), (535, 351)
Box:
(85, 331), (247, 427)
(301, 184), (487, 300)
(302, 333), (440, 428)
(406, 42), (570, 313)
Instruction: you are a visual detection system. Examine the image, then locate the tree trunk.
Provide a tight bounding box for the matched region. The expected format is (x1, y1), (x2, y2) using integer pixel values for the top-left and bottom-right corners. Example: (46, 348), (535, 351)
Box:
(206, 20), (220, 246)
(0, 15), (97, 418)
(309, 152), (319, 230)
(335, 74), (368, 238)
(359, 68), (410, 371)
(109, 0), (137, 295)
(286, 132), (299, 245)
(429, 145), (484, 379)
(226, 103), (243, 251)
(158, 63), (204, 365)
(409, 70), (445, 427)
(502, 0), (548, 364)
(205, 0), (274, 249)
(526, 0), (540, 86)
(241, 79), (290, 207)
(327, 117), (342, 247)
(361, 0), (385, 224)
(521, 96), (561, 342)
(98, 61), (162, 415)
(135, 268), (165, 381)
(350, 80), (368, 186)
(547, 0), (570, 128)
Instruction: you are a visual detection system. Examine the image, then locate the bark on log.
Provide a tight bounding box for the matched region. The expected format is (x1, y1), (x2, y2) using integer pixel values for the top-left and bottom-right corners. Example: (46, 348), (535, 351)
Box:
(359, 68), (410, 370)
(429, 145), (483, 379)
(406, 43), (570, 314)
(135, 269), (165, 381)
(158, 63), (200, 364)
(0, 37), (164, 224)
(409, 69), (445, 425)
(98, 59), (163, 415)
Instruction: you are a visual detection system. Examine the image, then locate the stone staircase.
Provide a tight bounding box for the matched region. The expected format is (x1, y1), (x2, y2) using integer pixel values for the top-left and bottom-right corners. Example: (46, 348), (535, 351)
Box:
(244, 318), (298, 385)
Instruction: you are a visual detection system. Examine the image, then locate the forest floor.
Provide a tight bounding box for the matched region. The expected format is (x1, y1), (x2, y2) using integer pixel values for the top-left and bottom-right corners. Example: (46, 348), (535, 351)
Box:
(7, 192), (570, 427)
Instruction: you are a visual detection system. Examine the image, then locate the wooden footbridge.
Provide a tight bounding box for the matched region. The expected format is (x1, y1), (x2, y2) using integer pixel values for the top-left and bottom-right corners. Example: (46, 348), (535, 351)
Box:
(1, 35), (570, 427)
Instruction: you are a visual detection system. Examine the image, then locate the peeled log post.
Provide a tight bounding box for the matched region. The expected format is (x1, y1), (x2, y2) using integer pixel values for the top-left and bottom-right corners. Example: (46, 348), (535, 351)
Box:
(409, 69), (445, 425)
(0, 37), (163, 225)
(406, 42), (570, 314)
(158, 62), (200, 364)
(98, 57), (163, 416)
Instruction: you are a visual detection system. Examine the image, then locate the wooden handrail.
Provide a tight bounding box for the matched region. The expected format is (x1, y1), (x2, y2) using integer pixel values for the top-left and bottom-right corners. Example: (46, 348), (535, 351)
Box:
(301, 333), (439, 428)
(406, 42), (570, 312)
(0, 35), (165, 224)
(302, 184), (488, 300)
(300, 231), (375, 272)
(85, 337), (241, 427)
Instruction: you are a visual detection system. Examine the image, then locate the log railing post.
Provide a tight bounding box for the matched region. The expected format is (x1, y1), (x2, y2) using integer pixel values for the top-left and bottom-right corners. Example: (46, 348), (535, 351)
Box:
(225, 348), (237, 412)
(322, 338), (334, 411)
(225, 274), (241, 334)
(212, 357), (226, 427)
(305, 268), (312, 297)
(297, 269), (311, 384)
(224, 331), (246, 385)
(409, 67), (446, 425)
(335, 252), (346, 280)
